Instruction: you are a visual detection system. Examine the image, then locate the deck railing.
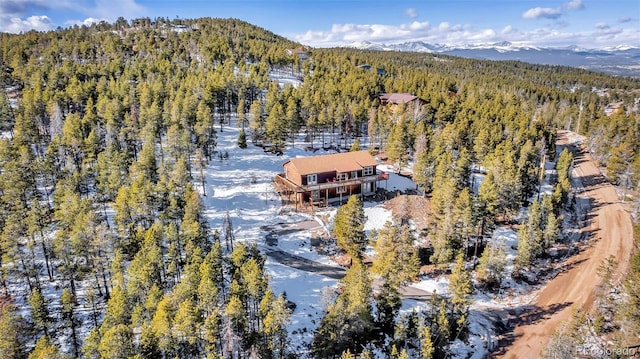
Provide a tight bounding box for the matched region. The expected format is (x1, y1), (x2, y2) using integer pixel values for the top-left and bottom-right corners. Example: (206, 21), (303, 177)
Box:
(275, 172), (386, 193)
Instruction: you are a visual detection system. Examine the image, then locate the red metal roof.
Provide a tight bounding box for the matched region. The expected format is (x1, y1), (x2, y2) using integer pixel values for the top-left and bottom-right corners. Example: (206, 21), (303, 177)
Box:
(379, 93), (419, 104)
(283, 150), (377, 175)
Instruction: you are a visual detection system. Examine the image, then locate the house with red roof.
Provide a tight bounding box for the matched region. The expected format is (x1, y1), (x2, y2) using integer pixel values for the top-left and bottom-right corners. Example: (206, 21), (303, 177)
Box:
(274, 150), (387, 208)
(378, 93), (428, 123)
(379, 93), (427, 107)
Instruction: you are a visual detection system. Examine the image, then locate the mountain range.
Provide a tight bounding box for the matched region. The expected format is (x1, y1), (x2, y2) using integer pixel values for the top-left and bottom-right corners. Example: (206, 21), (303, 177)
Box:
(345, 41), (640, 78)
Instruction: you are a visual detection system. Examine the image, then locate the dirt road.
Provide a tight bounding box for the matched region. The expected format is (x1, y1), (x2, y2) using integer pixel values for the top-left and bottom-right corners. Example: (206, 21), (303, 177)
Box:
(497, 130), (635, 358)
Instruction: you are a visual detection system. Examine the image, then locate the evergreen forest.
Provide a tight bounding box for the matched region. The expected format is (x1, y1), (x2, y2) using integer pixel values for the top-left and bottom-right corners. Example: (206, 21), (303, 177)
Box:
(0, 17), (638, 358)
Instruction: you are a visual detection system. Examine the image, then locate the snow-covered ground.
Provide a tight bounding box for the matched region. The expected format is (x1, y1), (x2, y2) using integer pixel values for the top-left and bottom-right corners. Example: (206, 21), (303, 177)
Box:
(197, 123), (484, 355)
(269, 68), (303, 89)
(198, 123), (421, 353)
(4, 66), (553, 357)
(376, 163), (418, 193)
(5, 118), (538, 357)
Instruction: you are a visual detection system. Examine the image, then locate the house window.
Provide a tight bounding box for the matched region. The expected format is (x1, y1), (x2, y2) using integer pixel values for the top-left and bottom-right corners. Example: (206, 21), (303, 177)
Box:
(351, 171), (358, 179)
(363, 166), (374, 176)
(337, 173), (348, 181)
(311, 190), (320, 199)
(337, 186), (347, 194)
(307, 174), (317, 185)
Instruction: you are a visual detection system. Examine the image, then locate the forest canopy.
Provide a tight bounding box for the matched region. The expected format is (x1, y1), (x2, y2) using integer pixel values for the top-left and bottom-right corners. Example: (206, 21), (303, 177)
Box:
(0, 16), (638, 358)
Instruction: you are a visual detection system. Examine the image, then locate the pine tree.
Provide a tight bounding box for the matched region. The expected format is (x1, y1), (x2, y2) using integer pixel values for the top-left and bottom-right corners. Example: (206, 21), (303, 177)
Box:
(102, 284), (130, 329)
(453, 188), (475, 249)
(285, 93), (300, 146)
(223, 211), (235, 252)
(262, 293), (291, 358)
(0, 304), (26, 359)
(60, 288), (80, 357)
(126, 223), (165, 305)
(515, 200), (544, 273)
(237, 98), (247, 129)
(621, 224), (640, 339)
(350, 138), (360, 152)
(543, 210), (559, 248)
(173, 298), (200, 357)
(449, 253), (473, 332)
(198, 242), (224, 314)
(371, 223), (420, 286)
(419, 324), (435, 359)
(195, 101), (216, 158)
(194, 148), (208, 196)
(81, 327), (101, 359)
(249, 99), (264, 144)
(333, 195), (366, 262)
(28, 336), (64, 359)
(237, 128), (248, 149)
(265, 102), (287, 153)
(341, 349), (356, 359)
(375, 279), (402, 336)
(151, 296), (176, 355)
(413, 147), (434, 195)
(26, 199), (53, 282)
(434, 299), (450, 345)
(98, 324), (134, 359)
(476, 237), (507, 289)
(313, 261), (374, 357)
(29, 288), (51, 338)
(225, 295), (248, 355)
(138, 322), (162, 359)
(386, 116), (409, 171)
(202, 308), (223, 356)
(241, 257), (266, 332)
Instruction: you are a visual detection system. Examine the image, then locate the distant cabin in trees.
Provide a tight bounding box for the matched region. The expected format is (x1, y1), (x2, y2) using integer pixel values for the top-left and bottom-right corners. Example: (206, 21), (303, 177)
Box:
(378, 93), (427, 108)
(378, 93), (427, 122)
(275, 151), (388, 208)
(285, 47), (309, 61)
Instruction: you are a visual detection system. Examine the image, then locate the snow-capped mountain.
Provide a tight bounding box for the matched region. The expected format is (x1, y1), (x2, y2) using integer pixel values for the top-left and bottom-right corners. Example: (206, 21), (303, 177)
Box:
(345, 41), (640, 77)
(347, 40), (548, 53)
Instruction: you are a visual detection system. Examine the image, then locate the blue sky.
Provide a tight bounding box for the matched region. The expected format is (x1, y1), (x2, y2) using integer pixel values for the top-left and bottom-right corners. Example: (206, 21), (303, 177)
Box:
(1, 0), (638, 49)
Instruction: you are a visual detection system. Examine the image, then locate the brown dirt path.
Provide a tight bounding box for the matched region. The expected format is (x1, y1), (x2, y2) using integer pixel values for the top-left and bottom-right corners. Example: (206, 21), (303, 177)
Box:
(497, 130), (635, 358)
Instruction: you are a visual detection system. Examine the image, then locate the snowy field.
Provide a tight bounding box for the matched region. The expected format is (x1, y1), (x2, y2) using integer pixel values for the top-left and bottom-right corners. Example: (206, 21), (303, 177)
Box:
(195, 122), (462, 354)
(7, 118), (530, 357)
(12, 116), (537, 356)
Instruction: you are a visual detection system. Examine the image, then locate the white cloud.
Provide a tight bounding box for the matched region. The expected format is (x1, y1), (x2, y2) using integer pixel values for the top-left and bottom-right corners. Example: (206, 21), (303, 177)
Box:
(405, 21), (429, 31)
(619, 16), (633, 23)
(2, 15), (54, 33)
(0, 0), (145, 32)
(405, 8), (418, 19)
(65, 17), (104, 27)
(501, 25), (517, 34)
(522, 0), (584, 20)
(522, 7), (562, 19)
(295, 19), (504, 47)
(0, 0), (75, 32)
(563, 0), (584, 11)
(294, 16), (639, 50)
(0, 0), (76, 16)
